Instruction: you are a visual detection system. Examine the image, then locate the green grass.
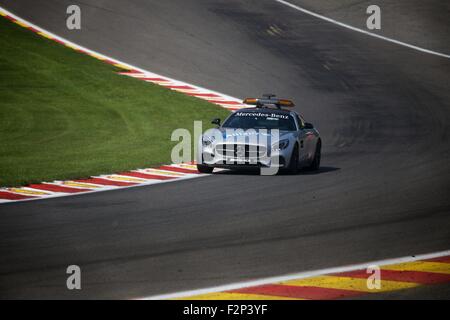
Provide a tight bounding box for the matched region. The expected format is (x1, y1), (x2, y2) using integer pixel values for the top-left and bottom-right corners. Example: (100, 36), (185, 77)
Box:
(0, 18), (230, 187)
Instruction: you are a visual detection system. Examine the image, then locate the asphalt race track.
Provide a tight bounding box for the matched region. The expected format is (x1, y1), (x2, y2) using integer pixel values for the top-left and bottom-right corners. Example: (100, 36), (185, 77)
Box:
(0, 0), (449, 299)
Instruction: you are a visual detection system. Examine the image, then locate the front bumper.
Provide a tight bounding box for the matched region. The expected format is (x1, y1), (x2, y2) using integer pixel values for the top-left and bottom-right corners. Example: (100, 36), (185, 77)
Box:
(199, 144), (289, 168)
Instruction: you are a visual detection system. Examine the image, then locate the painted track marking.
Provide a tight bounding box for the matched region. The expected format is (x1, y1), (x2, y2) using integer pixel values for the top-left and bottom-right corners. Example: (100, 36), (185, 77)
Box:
(144, 250), (450, 300)
(275, 0), (450, 59)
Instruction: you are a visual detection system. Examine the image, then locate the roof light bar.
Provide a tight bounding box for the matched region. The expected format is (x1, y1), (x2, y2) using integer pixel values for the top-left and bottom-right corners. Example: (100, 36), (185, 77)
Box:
(242, 95), (295, 108)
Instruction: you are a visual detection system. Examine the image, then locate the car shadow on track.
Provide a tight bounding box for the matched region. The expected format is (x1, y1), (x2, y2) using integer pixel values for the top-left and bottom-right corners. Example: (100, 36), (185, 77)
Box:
(214, 166), (340, 176)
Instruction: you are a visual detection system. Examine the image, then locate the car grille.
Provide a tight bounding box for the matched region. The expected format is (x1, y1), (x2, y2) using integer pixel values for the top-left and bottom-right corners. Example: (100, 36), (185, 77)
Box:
(215, 144), (268, 160)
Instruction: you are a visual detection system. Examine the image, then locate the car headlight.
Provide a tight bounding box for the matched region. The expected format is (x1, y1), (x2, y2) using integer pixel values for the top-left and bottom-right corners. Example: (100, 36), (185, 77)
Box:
(202, 136), (215, 147)
(272, 139), (289, 151)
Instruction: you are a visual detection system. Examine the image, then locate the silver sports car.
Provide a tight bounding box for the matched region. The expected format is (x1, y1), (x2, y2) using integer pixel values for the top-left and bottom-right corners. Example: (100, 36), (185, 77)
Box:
(197, 95), (321, 175)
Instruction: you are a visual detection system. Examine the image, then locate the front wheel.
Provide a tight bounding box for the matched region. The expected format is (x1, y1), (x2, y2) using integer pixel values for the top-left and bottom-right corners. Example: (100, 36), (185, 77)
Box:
(309, 141), (321, 171)
(286, 144), (300, 174)
(197, 164), (214, 174)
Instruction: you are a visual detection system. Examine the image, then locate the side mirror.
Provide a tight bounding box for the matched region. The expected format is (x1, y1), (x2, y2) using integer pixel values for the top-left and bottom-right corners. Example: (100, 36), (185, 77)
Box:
(304, 122), (314, 129)
(211, 118), (221, 126)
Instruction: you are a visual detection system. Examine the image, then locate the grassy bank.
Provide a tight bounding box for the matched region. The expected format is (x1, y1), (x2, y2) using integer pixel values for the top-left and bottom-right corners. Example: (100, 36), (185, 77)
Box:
(0, 18), (229, 187)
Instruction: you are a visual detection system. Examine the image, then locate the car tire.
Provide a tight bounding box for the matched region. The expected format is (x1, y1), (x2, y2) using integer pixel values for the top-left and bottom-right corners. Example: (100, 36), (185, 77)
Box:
(197, 164), (214, 174)
(287, 144), (300, 174)
(309, 140), (321, 171)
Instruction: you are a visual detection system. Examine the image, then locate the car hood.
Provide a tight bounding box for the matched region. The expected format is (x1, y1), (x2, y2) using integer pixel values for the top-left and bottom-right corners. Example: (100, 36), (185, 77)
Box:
(203, 128), (292, 145)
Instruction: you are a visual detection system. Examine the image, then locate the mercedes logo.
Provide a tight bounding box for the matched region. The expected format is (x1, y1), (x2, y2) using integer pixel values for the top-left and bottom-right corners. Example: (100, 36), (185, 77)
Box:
(236, 145), (245, 158)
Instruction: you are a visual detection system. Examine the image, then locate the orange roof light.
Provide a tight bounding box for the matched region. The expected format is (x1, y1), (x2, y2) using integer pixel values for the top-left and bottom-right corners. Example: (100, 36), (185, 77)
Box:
(278, 99), (295, 107)
(243, 98), (258, 105)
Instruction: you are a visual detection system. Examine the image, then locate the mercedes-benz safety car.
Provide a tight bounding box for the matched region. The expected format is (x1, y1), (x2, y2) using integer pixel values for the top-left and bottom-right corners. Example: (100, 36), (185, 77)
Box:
(197, 94), (321, 174)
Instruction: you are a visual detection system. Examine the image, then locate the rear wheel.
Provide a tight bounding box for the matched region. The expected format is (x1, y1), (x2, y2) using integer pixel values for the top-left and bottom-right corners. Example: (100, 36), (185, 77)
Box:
(287, 144), (300, 174)
(309, 140), (321, 171)
(197, 164), (214, 174)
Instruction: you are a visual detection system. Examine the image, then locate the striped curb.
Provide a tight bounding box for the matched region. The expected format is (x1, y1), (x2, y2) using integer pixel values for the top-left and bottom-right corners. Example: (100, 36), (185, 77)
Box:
(0, 6), (247, 204)
(0, 163), (213, 203)
(117, 71), (247, 111)
(151, 253), (450, 300)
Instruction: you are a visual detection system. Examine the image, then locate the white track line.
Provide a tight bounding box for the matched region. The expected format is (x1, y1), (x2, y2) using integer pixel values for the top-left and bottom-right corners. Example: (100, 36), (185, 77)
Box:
(275, 0), (450, 59)
(142, 249), (450, 300)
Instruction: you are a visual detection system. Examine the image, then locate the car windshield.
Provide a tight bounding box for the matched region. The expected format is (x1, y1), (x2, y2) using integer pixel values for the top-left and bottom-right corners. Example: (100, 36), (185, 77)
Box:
(222, 111), (297, 131)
